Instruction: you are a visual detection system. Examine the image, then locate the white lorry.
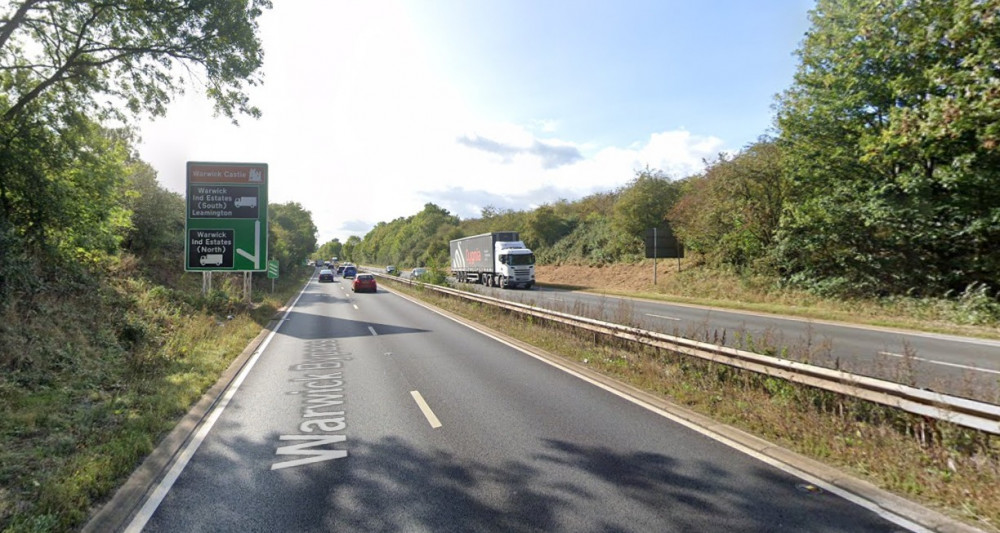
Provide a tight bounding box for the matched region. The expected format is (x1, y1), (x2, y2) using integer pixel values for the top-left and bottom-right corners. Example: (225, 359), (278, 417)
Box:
(200, 254), (224, 266)
(450, 231), (535, 289)
(234, 196), (257, 208)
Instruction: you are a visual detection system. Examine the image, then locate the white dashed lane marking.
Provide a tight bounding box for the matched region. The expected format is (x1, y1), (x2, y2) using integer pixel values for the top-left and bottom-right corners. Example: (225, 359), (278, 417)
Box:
(410, 391), (442, 429)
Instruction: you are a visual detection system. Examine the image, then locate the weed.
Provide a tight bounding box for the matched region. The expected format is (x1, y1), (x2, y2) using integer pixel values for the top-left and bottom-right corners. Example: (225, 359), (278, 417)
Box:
(0, 264), (313, 532)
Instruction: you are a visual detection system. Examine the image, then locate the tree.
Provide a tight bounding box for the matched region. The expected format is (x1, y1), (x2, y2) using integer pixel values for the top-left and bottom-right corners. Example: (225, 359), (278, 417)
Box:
(612, 168), (681, 251)
(523, 204), (571, 249)
(342, 236), (361, 263)
(268, 202), (317, 272)
(0, 0), (270, 124)
(0, 0), (270, 279)
(0, 108), (132, 263)
(316, 239), (343, 262)
(669, 140), (785, 269)
(775, 0), (1000, 295)
(353, 203), (460, 267)
(122, 161), (184, 259)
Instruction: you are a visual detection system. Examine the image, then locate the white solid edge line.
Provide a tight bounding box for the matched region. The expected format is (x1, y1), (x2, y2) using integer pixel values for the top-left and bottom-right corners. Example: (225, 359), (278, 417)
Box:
(878, 351), (1000, 376)
(384, 286), (934, 533)
(610, 293), (1000, 348)
(124, 280), (311, 532)
(480, 326), (934, 532)
(410, 390), (442, 428)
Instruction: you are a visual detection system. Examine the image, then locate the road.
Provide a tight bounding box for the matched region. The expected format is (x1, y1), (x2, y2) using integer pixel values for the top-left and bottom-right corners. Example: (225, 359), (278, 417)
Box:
(123, 273), (946, 532)
(454, 281), (1000, 398)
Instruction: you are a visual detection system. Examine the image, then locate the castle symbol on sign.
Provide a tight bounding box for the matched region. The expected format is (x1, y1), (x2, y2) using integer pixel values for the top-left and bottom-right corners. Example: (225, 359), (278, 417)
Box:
(249, 168), (263, 182)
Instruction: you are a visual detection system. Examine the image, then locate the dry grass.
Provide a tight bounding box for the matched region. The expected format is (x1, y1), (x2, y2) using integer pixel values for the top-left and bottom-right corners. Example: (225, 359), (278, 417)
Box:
(391, 279), (1000, 532)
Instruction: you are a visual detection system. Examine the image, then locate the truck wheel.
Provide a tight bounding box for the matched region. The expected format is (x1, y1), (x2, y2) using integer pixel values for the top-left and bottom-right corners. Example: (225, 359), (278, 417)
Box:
(500, 276), (508, 289)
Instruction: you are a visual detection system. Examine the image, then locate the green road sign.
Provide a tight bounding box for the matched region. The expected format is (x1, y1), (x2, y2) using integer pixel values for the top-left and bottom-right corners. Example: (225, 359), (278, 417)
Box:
(267, 260), (279, 279)
(185, 162), (268, 272)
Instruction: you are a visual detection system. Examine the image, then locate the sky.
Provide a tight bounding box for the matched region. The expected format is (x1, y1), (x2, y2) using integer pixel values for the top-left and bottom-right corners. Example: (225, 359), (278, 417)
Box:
(137, 0), (814, 246)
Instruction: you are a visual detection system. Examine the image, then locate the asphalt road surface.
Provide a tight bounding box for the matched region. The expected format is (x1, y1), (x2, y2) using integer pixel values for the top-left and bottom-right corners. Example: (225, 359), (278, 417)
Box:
(464, 282), (1000, 398)
(122, 274), (947, 532)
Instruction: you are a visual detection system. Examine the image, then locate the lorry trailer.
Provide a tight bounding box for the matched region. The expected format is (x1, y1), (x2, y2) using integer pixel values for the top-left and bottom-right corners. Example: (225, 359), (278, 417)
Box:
(450, 231), (535, 289)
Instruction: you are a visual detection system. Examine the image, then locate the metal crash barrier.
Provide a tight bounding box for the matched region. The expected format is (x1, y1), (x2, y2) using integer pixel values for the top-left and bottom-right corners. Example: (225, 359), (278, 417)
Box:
(372, 270), (1000, 435)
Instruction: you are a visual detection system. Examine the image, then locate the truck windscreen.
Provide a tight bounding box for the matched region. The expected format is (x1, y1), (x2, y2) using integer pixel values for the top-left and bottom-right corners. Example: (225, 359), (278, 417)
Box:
(507, 253), (535, 266)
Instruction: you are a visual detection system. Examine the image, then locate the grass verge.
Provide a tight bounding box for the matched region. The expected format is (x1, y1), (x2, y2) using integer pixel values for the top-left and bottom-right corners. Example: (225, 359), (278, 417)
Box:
(0, 263), (311, 533)
(387, 278), (1000, 532)
(539, 261), (1000, 340)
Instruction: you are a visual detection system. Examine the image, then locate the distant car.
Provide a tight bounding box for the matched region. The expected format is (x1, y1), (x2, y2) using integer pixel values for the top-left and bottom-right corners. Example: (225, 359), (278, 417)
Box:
(343, 266), (357, 279)
(352, 273), (377, 292)
(386, 265), (397, 274)
(411, 267), (427, 279)
(318, 269), (334, 282)
(337, 265), (345, 274)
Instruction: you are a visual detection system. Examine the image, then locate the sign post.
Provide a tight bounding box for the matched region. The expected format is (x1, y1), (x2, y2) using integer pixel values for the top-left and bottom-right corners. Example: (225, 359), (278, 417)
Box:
(185, 162), (268, 295)
(267, 259), (279, 292)
(644, 226), (684, 284)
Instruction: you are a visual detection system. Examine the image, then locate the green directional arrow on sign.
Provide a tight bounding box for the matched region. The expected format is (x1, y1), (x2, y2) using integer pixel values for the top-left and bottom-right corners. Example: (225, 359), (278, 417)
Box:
(185, 162), (268, 272)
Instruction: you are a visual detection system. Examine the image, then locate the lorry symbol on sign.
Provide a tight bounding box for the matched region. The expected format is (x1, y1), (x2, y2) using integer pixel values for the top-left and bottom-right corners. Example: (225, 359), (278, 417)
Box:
(234, 196), (257, 208)
(200, 254), (224, 266)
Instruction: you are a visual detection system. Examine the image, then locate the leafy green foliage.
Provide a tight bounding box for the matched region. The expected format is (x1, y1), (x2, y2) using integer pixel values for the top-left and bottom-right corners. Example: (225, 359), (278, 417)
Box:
(0, 105), (132, 269)
(0, 0), (271, 124)
(775, 0), (1000, 296)
(669, 140), (785, 270)
(268, 202), (318, 273)
(612, 168), (683, 255)
(536, 215), (629, 265)
(522, 204), (573, 249)
(316, 239), (343, 263)
(122, 161), (185, 260)
(352, 203), (460, 267)
(341, 235), (362, 263)
(0, 0), (271, 293)
(0, 4), (329, 530)
(463, 205), (529, 238)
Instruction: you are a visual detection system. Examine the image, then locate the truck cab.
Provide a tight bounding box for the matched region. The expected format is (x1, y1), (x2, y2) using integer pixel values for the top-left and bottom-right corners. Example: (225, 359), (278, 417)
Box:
(495, 240), (535, 289)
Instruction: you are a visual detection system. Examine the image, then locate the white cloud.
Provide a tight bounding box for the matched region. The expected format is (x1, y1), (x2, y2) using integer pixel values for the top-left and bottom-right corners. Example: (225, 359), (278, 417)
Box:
(410, 126), (724, 220)
(134, 1), (731, 246)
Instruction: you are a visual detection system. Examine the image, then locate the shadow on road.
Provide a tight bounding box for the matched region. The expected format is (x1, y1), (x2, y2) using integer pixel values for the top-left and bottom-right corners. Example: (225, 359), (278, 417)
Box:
(147, 427), (898, 533)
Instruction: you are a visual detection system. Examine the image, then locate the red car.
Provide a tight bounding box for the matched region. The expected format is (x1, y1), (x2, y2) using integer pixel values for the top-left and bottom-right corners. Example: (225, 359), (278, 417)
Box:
(352, 273), (377, 292)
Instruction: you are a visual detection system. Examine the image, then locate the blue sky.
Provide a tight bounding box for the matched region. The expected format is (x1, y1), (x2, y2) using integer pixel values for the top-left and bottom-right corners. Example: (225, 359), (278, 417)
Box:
(408, 1), (809, 148)
(137, 1), (814, 245)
